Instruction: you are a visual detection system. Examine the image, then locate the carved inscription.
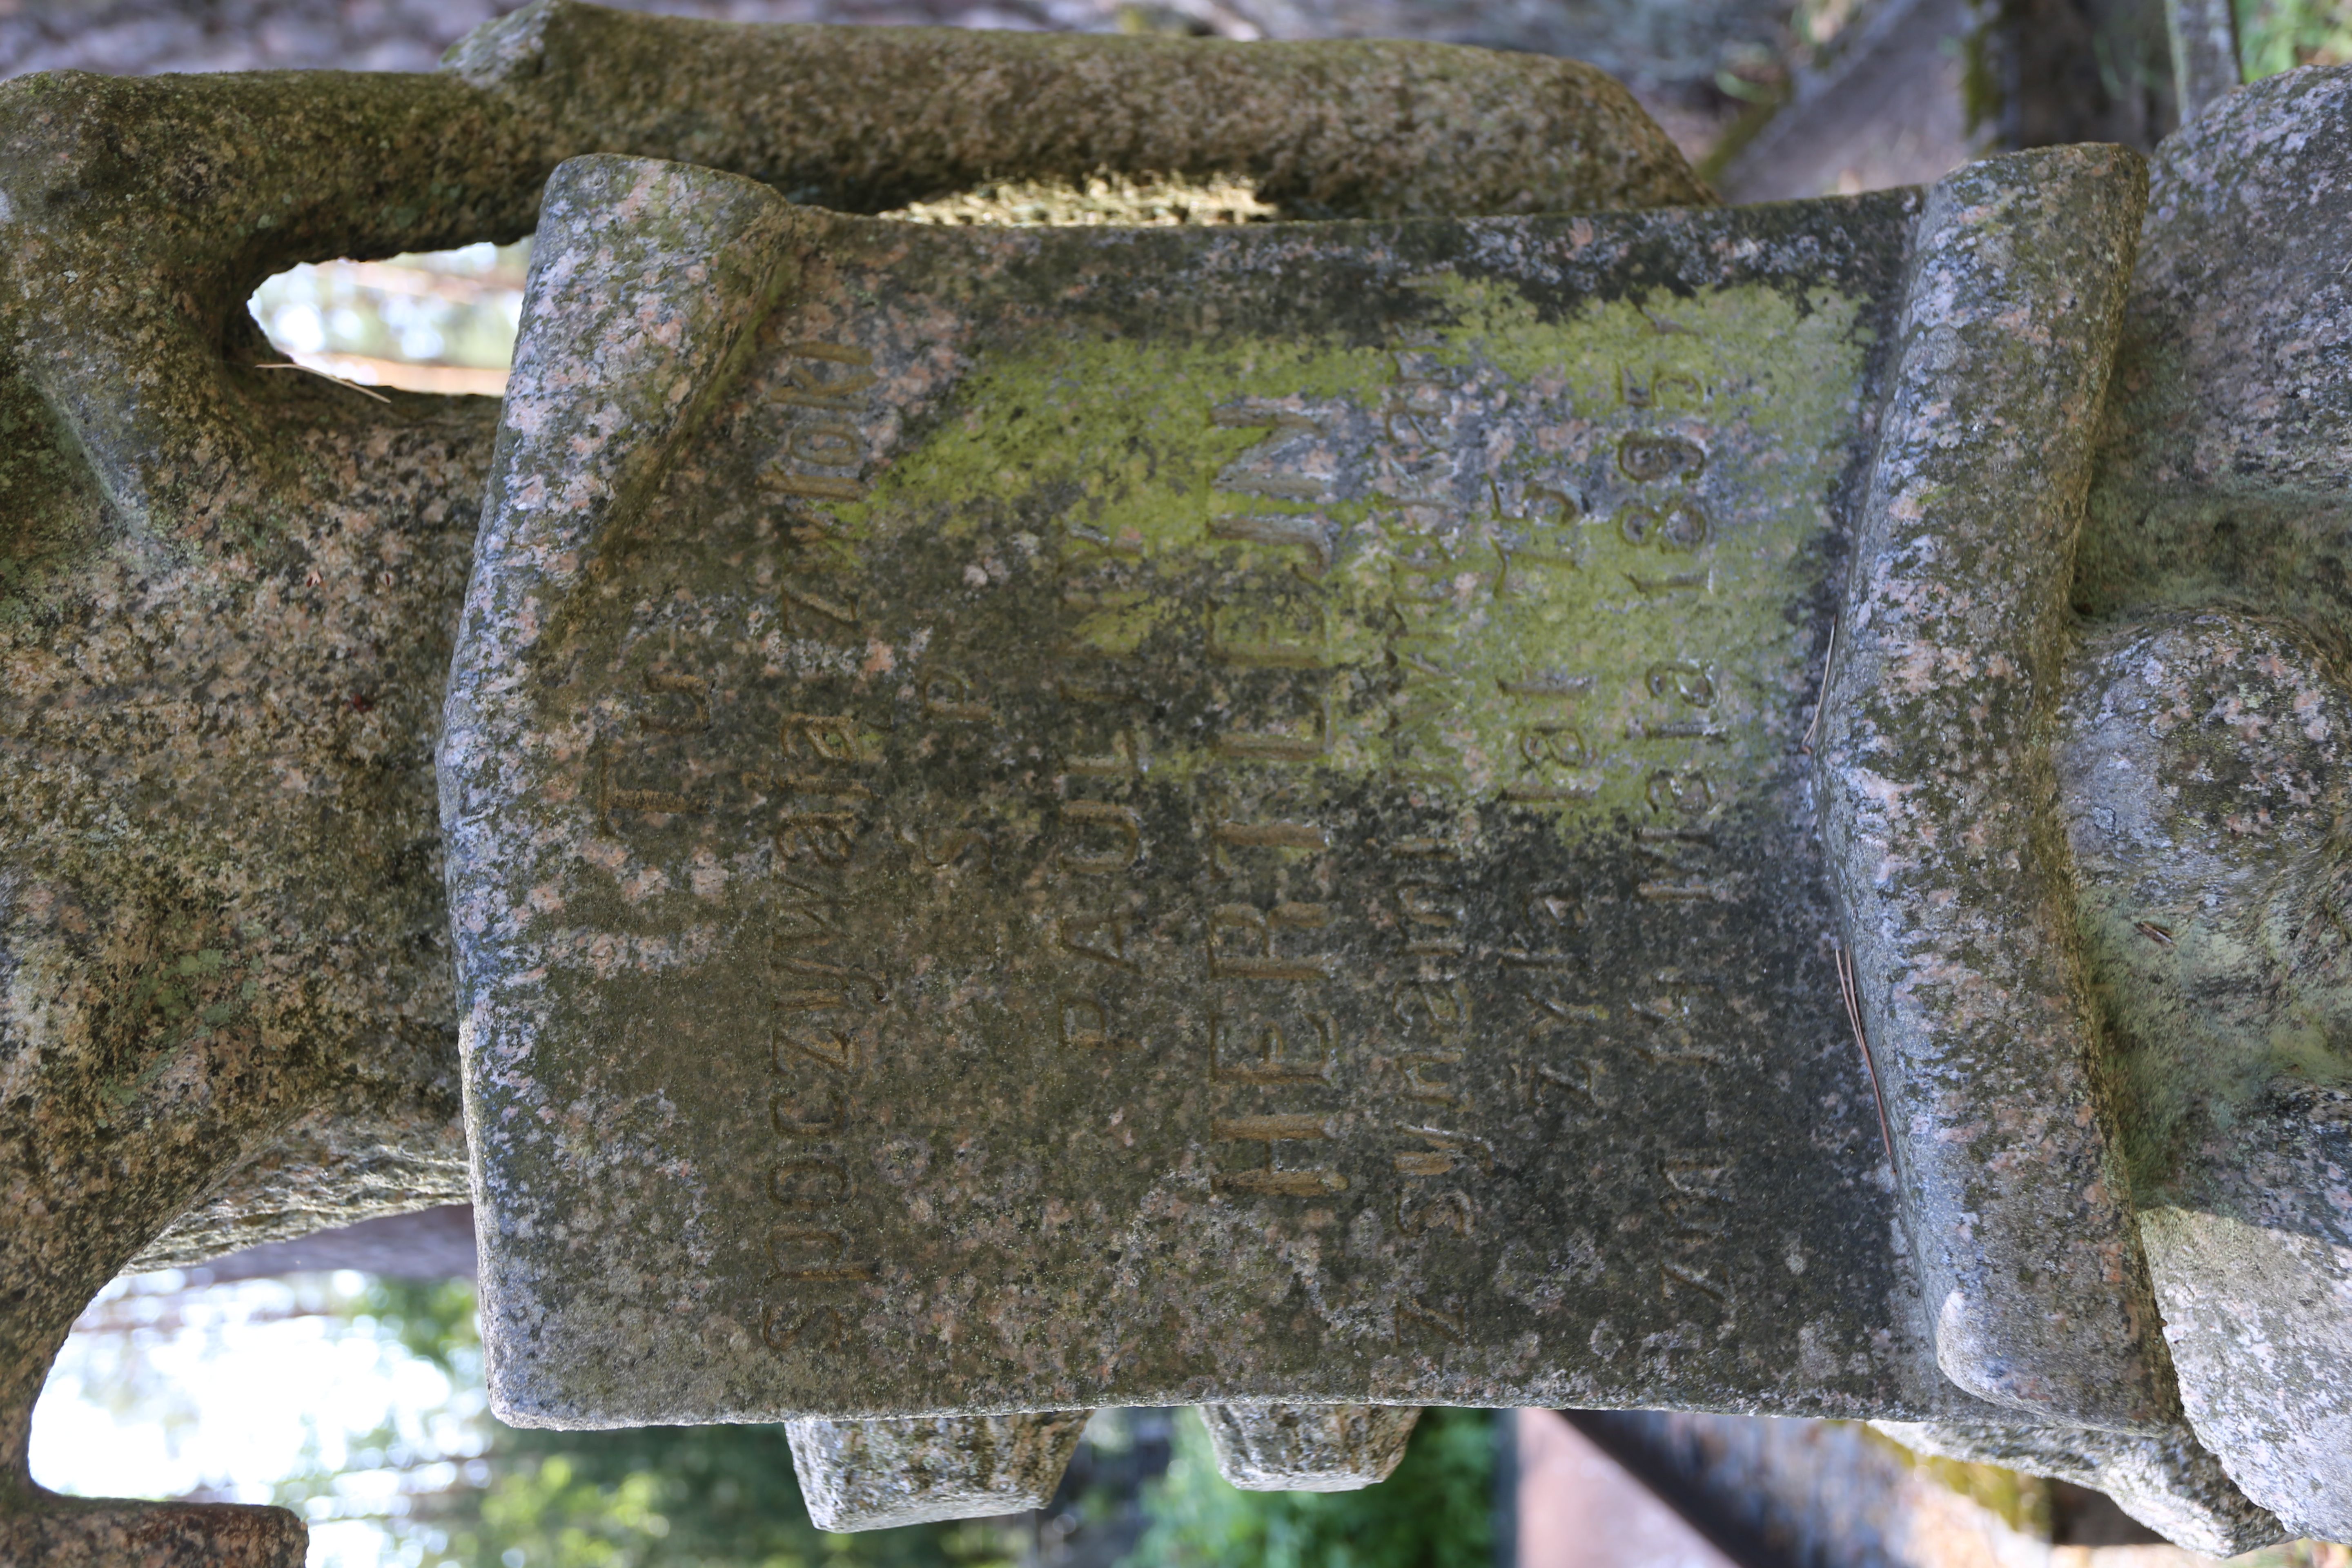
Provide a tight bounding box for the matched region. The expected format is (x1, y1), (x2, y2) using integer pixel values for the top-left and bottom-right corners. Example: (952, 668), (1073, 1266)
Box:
(1379, 830), (1479, 1274)
(491, 206), (1901, 1420)
(1049, 557), (1154, 1049)
(1192, 331), (1771, 1348)
(765, 340), (876, 504)
(1200, 398), (1350, 1203)
(585, 337), (897, 1356)
(657, 292), (1817, 1367)
(760, 339), (887, 1352)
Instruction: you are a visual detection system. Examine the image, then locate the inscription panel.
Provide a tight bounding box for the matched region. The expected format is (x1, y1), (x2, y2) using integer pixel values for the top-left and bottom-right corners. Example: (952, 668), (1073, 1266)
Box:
(462, 190), (1951, 1423)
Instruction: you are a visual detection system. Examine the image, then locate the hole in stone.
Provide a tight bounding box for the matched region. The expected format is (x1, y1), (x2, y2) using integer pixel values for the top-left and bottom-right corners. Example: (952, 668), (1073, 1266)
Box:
(243, 178), (1269, 399)
(249, 238), (530, 399)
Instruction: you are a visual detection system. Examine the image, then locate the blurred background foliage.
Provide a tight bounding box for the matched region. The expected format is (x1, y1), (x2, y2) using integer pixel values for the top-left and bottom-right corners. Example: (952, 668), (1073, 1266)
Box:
(259, 1279), (1495, 1568)
(2238, 0), (2352, 72)
(249, 240), (527, 396)
(1130, 1409), (1493, 1568)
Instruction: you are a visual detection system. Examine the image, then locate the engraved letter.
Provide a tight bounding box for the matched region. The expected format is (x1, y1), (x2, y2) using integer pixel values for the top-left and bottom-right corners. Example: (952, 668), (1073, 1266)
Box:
(1212, 1112), (1347, 1197)
(768, 1225), (874, 1282)
(1059, 993), (1128, 1050)
(1059, 912), (1141, 972)
(1056, 801), (1143, 874)
(640, 670), (712, 734)
(1211, 1011), (1335, 1083)
(1211, 818), (1327, 878)
(771, 1157), (850, 1210)
(762, 1302), (847, 1353)
(1392, 1125), (1495, 1178)
(1209, 902), (1334, 981)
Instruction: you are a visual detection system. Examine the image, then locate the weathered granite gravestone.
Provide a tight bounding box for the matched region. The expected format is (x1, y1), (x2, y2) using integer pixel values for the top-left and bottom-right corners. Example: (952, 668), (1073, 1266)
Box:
(4, 0), (2352, 1555)
(447, 156), (1947, 1426)
(0, 9), (1700, 1559)
(432, 111), (2304, 1549)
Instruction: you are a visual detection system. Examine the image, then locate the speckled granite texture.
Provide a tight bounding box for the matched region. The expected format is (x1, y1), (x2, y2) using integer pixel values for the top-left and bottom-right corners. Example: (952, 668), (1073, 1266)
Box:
(2080, 67), (2352, 650)
(785, 1410), (1090, 1530)
(2065, 66), (2352, 1543)
(4, 0), (2352, 1543)
(0, 1499), (308, 1568)
(1200, 1403), (1421, 1491)
(1877, 1416), (2283, 1555)
(2059, 610), (2352, 1541)
(441, 94), (2352, 1540)
(0, 8), (1701, 1549)
(1813, 145), (2167, 1434)
(444, 152), (1955, 1425)
(0, 0), (1797, 115)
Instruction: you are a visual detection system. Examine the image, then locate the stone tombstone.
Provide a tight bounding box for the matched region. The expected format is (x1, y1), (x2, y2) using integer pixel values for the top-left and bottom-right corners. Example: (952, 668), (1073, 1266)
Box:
(3, 0), (2351, 1547)
(443, 141), (2138, 1436)
(0, 8), (1703, 1556)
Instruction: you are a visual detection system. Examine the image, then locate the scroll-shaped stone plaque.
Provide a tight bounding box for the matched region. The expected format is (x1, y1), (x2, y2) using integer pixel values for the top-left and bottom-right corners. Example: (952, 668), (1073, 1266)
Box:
(443, 153), (1950, 1426)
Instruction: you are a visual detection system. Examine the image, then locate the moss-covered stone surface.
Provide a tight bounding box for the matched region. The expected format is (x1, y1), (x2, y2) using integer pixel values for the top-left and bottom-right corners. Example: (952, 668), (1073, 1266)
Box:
(1812, 144), (2167, 1434)
(444, 152), (1945, 1424)
(2058, 610), (2352, 1543)
(3, 0), (2350, 1546)
(2062, 67), (2352, 1542)
(0, 6), (1703, 1548)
